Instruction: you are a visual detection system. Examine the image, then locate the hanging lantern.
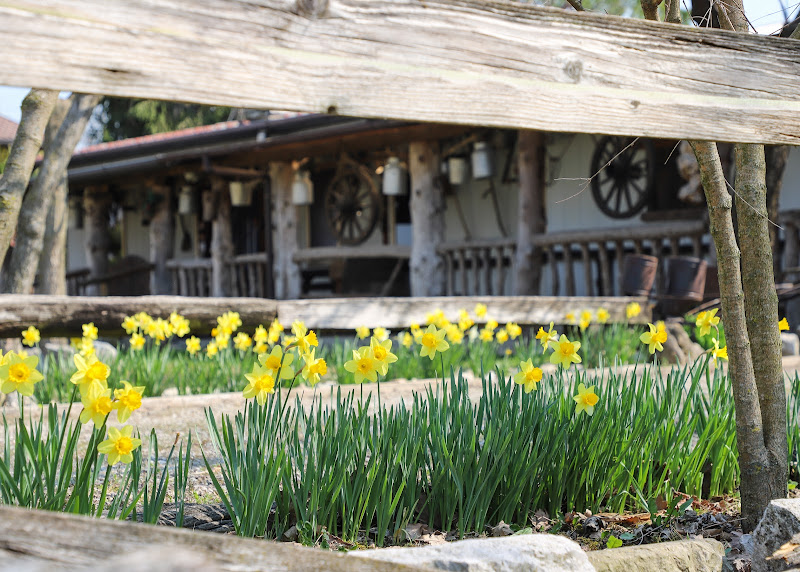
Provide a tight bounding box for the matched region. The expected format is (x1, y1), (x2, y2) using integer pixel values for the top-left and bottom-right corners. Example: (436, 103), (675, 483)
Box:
(471, 141), (494, 180)
(229, 181), (252, 207)
(178, 185), (195, 215)
(292, 170), (314, 205)
(447, 156), (469, 185)
(381, 156), (407, 196)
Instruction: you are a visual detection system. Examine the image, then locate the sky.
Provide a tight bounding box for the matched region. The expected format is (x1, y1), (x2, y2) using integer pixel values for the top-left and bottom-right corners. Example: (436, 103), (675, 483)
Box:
(0, 0), (793, 124)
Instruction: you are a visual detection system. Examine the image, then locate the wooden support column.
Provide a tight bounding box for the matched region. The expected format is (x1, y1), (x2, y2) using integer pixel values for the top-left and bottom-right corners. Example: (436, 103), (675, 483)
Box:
(269, 162), (301, 300)
(211, 178), (234, 297)
(82, 186), (110, 296)
(149, 183), (174, 295)
(514, 130), (546, 295)
(409, 141), (446, 297)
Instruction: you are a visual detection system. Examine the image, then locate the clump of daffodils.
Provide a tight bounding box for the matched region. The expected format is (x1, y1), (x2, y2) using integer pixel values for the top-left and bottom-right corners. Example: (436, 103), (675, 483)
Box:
(121, 311), (191, 350)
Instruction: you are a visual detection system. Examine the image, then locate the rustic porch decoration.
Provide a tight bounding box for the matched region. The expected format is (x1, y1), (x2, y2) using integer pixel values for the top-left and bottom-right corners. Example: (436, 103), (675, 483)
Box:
(324, 154), (380, 246)
(590, 136), (655, 219)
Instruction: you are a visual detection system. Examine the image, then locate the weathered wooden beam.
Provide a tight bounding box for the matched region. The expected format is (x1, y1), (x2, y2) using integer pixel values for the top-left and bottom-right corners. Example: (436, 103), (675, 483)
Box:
(0, 295), (279, 338)
(0, 505), (413, 572)
(0, 1), (799, 144)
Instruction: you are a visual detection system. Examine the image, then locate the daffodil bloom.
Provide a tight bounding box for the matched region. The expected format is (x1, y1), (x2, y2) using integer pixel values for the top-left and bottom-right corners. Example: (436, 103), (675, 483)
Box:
(419, 325), (450, 360)
(496, 329), (509, 343)
(82, 322), (99, 340)
(121, 316), (139, 335)
(234, 332), (253, 351)
(258, 345), (294, 380)
(254, 341), (268, 354)
(253, 325), (268, 344)
(578, 318), (590, 332)
(696, 309), (720, 336)
(656, 320), (666, 332)
(291, 320), (308, 339)
(536, 323), (558, 351)
(550, 335), (582, 368)
(98, 426), (141, 466)
(216, 335), (230, 350)
(130, 333), (145, 351)
(268, 328), (281, 344)
(370, 337), (398, 376)
(0, 352), (44, 396)
(373, 327), (389, 342)
(458, 315), (475, 331)
(301, 349), (328, 386)
(185, 336), (201, 356)
(426, 309), (447, 328)
(344, 347), (378, 383)
(514, 359), (542, 393)
(206, 341), (219, 357)
(711, 338), (728, 362)
(565, 312), (576, 324)
(474, 303), (487, 318)
(479, 328), (494, 343)
(640, 323), (668, 354)
(581, 310), (592, 324)
(596, 308), (609, 323)
(79, 384), (114, 427)
(78, 337), (95, 357)
(445, 324), (464, 344)
(780, 317), (790, 332)
(626, 302), (641, 320)
(113, 381), (145, 423)
(70, 354), (110, 395)
(410, 323), (421, 334)
(243, 363), (276, 405)
(573, 383), (599, 416)
(505, 322), (522, 339)
(291, 321), (318, 352)
(355, 325), (370, 340)
(171, 316), (191, 337)
(21, 326), (40, 347)
(134, 312), (153, 329)
(401, 332), (413, 348)
(486, 319), (498, 331)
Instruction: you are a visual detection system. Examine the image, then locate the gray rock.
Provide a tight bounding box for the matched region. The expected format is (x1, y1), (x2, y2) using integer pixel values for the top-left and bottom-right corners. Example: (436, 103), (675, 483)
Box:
(351, 533), (594, 571)
(92, 340), (119, 362)
(752, 499), (800, 571)
(782, 333), (800, 356)
(589, 539), (723, 572)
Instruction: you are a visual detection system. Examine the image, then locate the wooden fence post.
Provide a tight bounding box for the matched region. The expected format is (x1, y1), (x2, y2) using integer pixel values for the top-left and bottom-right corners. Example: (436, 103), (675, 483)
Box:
(514, 130), (546, 295)
(409, 141), (446, 297)
(82, 186), (110, 296)
(211, 178), (234, 297)
(270, 162), (301, 300)
(149, 183), (174, 295)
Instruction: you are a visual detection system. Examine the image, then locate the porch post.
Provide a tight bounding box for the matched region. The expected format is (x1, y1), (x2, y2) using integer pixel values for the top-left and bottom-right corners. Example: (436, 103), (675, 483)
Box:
(211, 177), (234, 297)
(409, 141), (446, 297)
(513, 130), (546, 295)
(269, 162), (301, 300)
(82, 185), (111, 296)
(149, 183), (175, 295)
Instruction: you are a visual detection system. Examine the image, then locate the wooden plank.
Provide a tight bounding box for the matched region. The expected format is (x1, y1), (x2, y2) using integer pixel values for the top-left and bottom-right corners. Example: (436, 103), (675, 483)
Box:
(564, 245), (576, 297)
(1, 1), (799, 144)
(278, 295), (652, 330)
(0, 505), (411, 572)
(0, 295), (278, 338)
(580, 243), (593, 296)
(598, 242), (612, 296)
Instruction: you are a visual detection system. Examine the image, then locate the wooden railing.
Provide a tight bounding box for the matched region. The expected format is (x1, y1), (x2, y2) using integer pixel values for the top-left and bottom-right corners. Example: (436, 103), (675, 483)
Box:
(166, 259), (213, 297)
(228, 253), (270, 298)
(438, 220), (709, 297)
(166, 253), (270, 298)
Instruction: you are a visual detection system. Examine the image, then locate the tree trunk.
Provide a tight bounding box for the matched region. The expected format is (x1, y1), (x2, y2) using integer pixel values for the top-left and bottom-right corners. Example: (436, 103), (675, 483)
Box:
(269, 163), (301, 300)
(83, 186), (111, 296)
(409, 141), (445, 297)
(765, 145), (789, 257)
(514, 130), (546, 295)
(211, 178), (234, 297)
(149, 183), (175, 295)
(690, 141), (772, 532)
(4, 94), (100, 293)
(0, 89), (58, 268)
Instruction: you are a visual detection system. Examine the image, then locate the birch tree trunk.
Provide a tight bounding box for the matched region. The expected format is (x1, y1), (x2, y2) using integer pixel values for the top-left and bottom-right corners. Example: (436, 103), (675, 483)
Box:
(409, 141), (445, 297)
(0, 89), (58, 268)
(83, 186), (111, 296)
(514, 130), (546, 295)
(269, 163), (301, 300)
(4, 94), (100, 293)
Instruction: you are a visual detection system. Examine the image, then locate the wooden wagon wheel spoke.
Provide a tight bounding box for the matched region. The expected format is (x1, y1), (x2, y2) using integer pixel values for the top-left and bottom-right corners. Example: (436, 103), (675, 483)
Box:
(324, 160), (381, 245)
(591, 136), (654, 219)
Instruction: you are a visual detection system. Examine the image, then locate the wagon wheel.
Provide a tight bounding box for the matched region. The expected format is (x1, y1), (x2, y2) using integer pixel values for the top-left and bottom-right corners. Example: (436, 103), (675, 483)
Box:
(324, 162), (380, 245)
(591, 136), (654, 219)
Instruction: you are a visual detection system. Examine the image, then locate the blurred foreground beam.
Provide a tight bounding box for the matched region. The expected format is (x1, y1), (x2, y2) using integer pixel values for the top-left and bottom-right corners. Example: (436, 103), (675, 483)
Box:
(0, 1), (799, 144)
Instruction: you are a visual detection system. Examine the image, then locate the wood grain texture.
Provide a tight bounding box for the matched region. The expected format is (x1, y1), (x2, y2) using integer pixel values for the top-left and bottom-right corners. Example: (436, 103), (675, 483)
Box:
(0, 1), (799, 143)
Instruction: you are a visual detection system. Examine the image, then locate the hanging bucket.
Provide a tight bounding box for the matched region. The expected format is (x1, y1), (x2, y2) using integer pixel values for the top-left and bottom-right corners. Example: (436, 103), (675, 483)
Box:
(666, 256), (707, 301)
(621, 254), (658, 296)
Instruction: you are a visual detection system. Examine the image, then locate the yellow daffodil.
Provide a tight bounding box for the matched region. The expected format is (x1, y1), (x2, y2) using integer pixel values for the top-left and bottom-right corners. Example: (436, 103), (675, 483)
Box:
(82, 322), (99, 340)
(496, 329), (509, 344)
(291, 321), (318, 353)
(70, 354), (110, 395)
(121, 316), (139, 335)
(185, 336), (201, 355)
(514, 359), (542, 393)
(640, 323), (668, 354)
(206, 341), (219, 357)
(171, 315), (191, 338)
(78, 337), (95, 357)
(574, 383), (599, 416)
(536, 322), (558, 351)
(596, 308), (609, 323)
(254, 341), (268, 354)
(712, 338), (728, 362)
(0, 352), (44, 396)
(21, 326), (40, 347)
(98, 426), (141, 466)
(79, 383), (114, 427)
(458, 310), (474, 331)
(243, 363), (276, 405)
(486, 319), (499, 331)
(113, 381), (145, 423)
(301, 349), (327, 386)
(780, 317), (790, 332)
(130, 333), (145, 351)
(216, 336), (230, 350)
(474, 303), (487, 318)
(370, 337), (397, 376)
(578, 318), (590, 332)
(268, 328), (281, 344)
(373, 327), (389, 342)
(550, 335), (582, 368)
(479, 327), (494, 343)
(505, 322), (522, 339)
(401, 332), (413, 348)
(253, 325), (268, 344)
(419, 325), (449, 360)
(505, 348), (512, 356)
(356, 325), (370, 340)
(134, 312), (152, 329)
(445, 324), (464, 344)
(410, 322), (421, 334)
(626, 302), (641, 320)
(565, 312), (576, 324)
(344, 347), (378, 383)
(16, 350), (28, 359)
(696, 309), (720, 336)
(234, 332), (253, 351)
(258, 345), (294, 380)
